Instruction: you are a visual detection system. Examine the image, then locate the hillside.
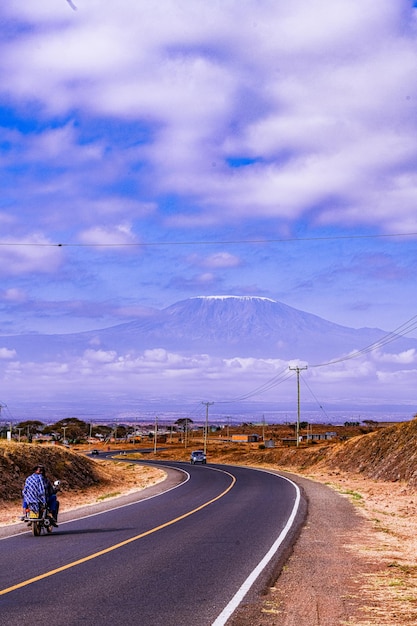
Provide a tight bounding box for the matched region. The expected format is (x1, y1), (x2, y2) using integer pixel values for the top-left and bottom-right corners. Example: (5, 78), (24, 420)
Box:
(0, 442), (126, 502)
(210, 419), (417, 488)
(323, 419), (417, 485)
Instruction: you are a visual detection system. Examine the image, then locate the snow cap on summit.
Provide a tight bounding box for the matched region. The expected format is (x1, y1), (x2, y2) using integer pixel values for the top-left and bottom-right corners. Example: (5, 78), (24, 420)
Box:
(194, 295), (277, 303)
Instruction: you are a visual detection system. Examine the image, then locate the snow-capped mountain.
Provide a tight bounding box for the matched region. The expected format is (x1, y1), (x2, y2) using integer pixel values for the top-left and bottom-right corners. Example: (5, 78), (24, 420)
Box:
(0, 295), (414, 363)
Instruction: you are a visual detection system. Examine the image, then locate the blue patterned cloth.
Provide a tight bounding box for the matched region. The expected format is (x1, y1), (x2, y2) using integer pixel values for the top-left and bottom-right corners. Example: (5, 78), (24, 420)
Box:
(22, 473), (47, 514)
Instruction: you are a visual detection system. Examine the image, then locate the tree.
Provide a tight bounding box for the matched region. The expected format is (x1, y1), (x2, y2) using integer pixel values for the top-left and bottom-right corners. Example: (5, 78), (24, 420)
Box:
(15, 420), (45, 442)
(43, 418), (89, 443)
(93, 424), (113, 441)
(175, 418), (193, 433)
(362, 420), (378, 427)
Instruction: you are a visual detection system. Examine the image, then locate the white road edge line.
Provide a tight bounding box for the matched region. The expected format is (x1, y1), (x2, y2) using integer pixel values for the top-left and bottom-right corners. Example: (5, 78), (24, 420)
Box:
(211, 472), (301, 626)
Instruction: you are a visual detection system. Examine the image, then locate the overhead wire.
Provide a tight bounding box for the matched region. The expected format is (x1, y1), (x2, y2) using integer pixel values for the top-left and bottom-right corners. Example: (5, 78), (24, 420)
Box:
(0, 230), (416, 248)
(310, 311), (417, 368)
(216, 367), (295, 403)
(300, 375), (332, 421)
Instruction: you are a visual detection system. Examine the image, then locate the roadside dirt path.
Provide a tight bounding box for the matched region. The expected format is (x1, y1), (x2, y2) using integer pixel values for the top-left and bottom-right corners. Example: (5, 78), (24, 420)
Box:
(229, 472), (381, 625)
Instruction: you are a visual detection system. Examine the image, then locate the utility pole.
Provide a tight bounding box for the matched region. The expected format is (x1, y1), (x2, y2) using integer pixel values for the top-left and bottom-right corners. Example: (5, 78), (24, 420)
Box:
(289, 365), (308, 447)
(184, 418), (188, 449)
(153, 415), (158, 455)
(202, 402), (214, 455)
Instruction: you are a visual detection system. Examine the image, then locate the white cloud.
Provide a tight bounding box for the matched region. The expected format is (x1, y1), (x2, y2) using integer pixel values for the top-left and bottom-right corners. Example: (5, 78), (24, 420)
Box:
(375, 349), (417, 365)
(0, 235), (63, 276)
(0, 347), (16, 359)
(1, 0), (417, 415)
(188, 252), (241, 270)
(1, 0), (417, 233)
(203, 252), (241, 269)
(78, 223), (137, 246)
(2, 344), (416, 411)
(83, 349), (117, 363)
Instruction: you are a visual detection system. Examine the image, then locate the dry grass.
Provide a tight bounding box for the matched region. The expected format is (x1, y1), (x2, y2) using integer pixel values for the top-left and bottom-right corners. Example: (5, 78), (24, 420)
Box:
(303, 471), (417, 624)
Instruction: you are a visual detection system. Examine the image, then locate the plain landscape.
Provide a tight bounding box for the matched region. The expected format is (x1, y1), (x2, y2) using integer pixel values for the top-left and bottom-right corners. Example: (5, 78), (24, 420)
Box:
(1, 418), (417, 624)
(3, 5), (417, 623)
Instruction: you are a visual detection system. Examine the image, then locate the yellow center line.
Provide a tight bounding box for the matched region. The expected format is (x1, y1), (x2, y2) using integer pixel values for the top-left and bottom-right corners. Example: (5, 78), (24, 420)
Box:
(1, 470), (236, 596)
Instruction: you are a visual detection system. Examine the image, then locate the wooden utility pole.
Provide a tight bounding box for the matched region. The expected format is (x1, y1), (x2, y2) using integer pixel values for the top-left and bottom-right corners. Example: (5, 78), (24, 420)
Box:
(153, 415), (158, 454)
(289, 365), (308, 447)
(202, 402), (214, 454)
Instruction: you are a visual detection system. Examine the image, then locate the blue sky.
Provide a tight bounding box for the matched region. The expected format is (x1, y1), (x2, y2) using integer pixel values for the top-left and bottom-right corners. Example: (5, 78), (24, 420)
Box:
(1, 0), (417, 420)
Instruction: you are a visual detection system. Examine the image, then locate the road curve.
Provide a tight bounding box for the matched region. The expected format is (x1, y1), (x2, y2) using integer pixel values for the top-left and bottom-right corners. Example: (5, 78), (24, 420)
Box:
(0, 461), (305, 626)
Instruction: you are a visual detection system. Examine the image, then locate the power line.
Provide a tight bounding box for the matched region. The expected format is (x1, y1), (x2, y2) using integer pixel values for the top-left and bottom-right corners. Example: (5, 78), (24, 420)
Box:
(217, 367), (294, 403)
(216, 309), (417, 405)
(301, 376), (331, 421)
(0, 230), (416, 248)
(310, 312), (417, 368)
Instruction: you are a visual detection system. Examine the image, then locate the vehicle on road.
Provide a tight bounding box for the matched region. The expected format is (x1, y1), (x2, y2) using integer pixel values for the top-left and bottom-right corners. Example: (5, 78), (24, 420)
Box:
(90, 449), (100, 455)
(22, 479), (61, 536)
(23, 505), (56, 536)
(190, 450), (207, 464)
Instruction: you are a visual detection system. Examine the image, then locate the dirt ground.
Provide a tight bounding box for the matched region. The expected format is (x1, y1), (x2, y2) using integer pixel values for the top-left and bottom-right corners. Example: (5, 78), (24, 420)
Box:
(230, 469), (417, 625)
(1, 458), (416, 624)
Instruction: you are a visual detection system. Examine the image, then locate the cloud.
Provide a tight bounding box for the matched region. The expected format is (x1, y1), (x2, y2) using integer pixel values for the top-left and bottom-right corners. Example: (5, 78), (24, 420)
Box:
(169, 272), (221, 292)
(78, 222), (138, 246)
(0, 347), (16, 359)
(1, 0), (416, 234)
(0, 235), (63, 276)
(187, 251), (242, 269)
(83, 349), (117, 363)
(1, 342), (417, 413)
(1, 1), (417, 416)
(1, 288), (28, 303)
(375, 349), (417, 365)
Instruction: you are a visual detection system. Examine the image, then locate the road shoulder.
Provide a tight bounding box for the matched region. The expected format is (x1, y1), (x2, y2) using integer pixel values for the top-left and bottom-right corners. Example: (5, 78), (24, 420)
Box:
(229, 471), (381, 625)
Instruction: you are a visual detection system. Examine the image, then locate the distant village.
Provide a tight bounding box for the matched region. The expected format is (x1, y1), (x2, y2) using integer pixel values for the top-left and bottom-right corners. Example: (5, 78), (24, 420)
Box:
(0, 416), (398, 448)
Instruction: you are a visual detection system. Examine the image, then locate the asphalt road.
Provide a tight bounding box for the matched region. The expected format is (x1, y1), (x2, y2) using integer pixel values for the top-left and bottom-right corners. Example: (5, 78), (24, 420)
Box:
(0, 461), (305, 626)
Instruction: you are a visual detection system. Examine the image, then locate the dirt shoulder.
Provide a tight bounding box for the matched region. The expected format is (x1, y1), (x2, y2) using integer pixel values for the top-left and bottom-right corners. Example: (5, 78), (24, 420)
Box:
(230, 472), (379, 625)
(230, 468), (417, 625)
